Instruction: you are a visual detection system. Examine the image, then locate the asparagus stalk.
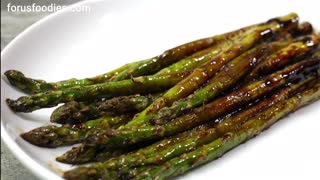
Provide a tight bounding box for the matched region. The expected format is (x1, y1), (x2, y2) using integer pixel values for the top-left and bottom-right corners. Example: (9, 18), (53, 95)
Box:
(21, 115), (131, 148)
(114, 13), (299, 81)
(154, 39), (231, 75)
(153, 35), (320, 124)
(6, 71), (190, 112)
(8, 20), (251, 95)
(4, 19), (256, 95)
(153, 41), (282, 124)
(50, 94), (160, 124)
(56, 77), (305, 164)
(271, 22), (313, 42)
(83, 58), (319, 147)
(56, 144), (127, 164)
(61, 76), (318, 179)
(123, 13), (299, 127)
(121, 82), (320, 180)
(154, 26), (262, 76)
(246, 35), (320, 81)
(156, 21), (310, 76)
(291, 22), (314, 37)
(57, 124), (217, 164)
(4, 61), (141, 94)
(5, 13), (298, 113)
(110, 18), (264, 81)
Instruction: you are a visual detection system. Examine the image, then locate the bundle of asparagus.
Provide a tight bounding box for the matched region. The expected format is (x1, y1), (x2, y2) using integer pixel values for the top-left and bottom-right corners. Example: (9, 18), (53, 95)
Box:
(4, 13), (320, 180)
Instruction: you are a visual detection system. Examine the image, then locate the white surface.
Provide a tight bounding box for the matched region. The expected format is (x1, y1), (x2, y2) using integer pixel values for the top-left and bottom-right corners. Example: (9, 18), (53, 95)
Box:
(1, 0), (320, 179)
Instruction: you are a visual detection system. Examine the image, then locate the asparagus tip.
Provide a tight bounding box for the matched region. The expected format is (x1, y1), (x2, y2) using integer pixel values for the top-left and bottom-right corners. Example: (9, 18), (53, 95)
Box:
(20, 125), (60, 148)
(50, 101), (82, 124)
(56, 145), (97, 164)
(4, 70), (40, 94)
(6, 98), (21, 112)
(7, 96), (39, 113)
(4, 70), (24, 84)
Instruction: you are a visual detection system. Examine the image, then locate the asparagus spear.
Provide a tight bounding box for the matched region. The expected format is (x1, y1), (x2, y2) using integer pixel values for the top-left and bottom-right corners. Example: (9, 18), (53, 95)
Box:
(4, 19), (256, 95)
(51, 39), (282, 125)
(5, 23), (237, 95)
(156, 21), (310, 76)
(153, 35), (320, 124)
(123, 13), (299, 127)
(5, 13), (298, 113)
(62, 76), (318, 179)
(246, 35), (320, 81)
(56, 77), (307, 164)
(110, 18), (264, 81)
(21, 115), (131, 148)
(57, 123), (217, 164)
(56, 144), (127, 164)
(154, 39), (230, 75)
(4, 61), (141, 94)
(271, 22), (313, 42)
(121, 82), (320, 180)
(291, 22), (314, 37)
(154, 25), (264, 76)
(6, 71), (190, 112)
(83, 58), (319, 147)
(50, 94), (160, 124)
(7, 19), (252, 95)
(9, 26), (230, 93)
(59, 56), (319, 162)
(114, 13), (299, 81)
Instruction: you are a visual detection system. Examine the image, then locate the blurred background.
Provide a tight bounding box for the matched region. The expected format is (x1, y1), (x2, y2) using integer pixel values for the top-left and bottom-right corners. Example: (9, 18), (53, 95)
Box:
(1, 1), (81, 179)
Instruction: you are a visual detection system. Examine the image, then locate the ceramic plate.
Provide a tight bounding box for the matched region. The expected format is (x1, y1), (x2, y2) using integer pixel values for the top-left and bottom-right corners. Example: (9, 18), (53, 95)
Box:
(1, 0), (320, 179)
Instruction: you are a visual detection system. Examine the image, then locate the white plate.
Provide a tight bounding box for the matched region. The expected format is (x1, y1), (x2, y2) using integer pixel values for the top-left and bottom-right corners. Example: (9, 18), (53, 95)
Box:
(1, 0), (320, 179)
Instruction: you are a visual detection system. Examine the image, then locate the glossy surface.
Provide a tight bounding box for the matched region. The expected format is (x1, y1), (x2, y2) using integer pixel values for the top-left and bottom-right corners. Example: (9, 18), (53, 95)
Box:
(83, 59), (320, 147)
(6, 71), (189, 112)
(21, 115), (131, 147)
(124, 19), (288, 127)
(50, 94), (158, 124)
(153, 41), (288, 124)
(127, 83), (320, 179)
(62, 78), (317, 179)
(1, 0), (320, 180)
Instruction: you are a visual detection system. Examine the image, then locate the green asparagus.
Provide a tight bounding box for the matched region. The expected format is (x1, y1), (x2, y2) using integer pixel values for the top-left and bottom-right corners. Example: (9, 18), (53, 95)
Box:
(153, 35), (320, 124)
(156, 21), (310, 76)
(120, 82), (320, 180)
(50, 94), (160, 124)
(4, 61), (141, 94)
(9, 23), (249, 94)
(61, 76), (319, 179)
(4, 21), (254, 95)
(247, 35), (320, 81)
(110, 18), (263, 81)
(56, 144), (127, 164)
(5, 13), (298, 113)
(123, 13), (299, 127)
(5, 13), (320, 180)
(84, 58), (319, 147)
(6, 71), (190, 112)
(21, 115), (131, 147)
(56, 76), (311, 164)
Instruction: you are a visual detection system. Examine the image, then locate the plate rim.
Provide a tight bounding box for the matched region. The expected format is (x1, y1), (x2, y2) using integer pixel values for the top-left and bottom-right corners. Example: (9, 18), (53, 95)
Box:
(0, 0), (101, 179)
